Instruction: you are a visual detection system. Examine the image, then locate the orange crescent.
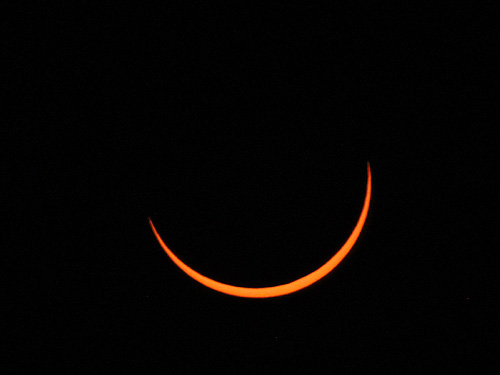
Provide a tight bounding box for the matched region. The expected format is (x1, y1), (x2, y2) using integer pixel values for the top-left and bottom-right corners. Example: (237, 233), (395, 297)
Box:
(149, 162), (371, 298)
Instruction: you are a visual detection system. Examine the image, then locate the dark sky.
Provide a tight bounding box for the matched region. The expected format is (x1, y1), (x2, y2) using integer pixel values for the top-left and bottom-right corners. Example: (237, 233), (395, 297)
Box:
(5, 3), (499, 373)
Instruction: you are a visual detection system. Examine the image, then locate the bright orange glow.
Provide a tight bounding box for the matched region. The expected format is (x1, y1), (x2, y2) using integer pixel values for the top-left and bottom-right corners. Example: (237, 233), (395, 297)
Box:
(149, 162), (371, 298)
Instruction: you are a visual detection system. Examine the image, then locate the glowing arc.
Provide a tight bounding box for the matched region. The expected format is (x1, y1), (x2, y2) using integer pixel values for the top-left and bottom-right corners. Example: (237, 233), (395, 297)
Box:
(149, 162), (371, 298)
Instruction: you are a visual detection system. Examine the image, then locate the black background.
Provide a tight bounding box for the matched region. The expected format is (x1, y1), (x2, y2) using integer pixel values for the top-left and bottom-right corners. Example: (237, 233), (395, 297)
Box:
(4, 3), (499, 373)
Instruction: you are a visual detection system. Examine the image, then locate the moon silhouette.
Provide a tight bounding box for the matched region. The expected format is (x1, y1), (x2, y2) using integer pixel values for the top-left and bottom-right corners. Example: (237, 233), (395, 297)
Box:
(149, 162), (371, 298)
